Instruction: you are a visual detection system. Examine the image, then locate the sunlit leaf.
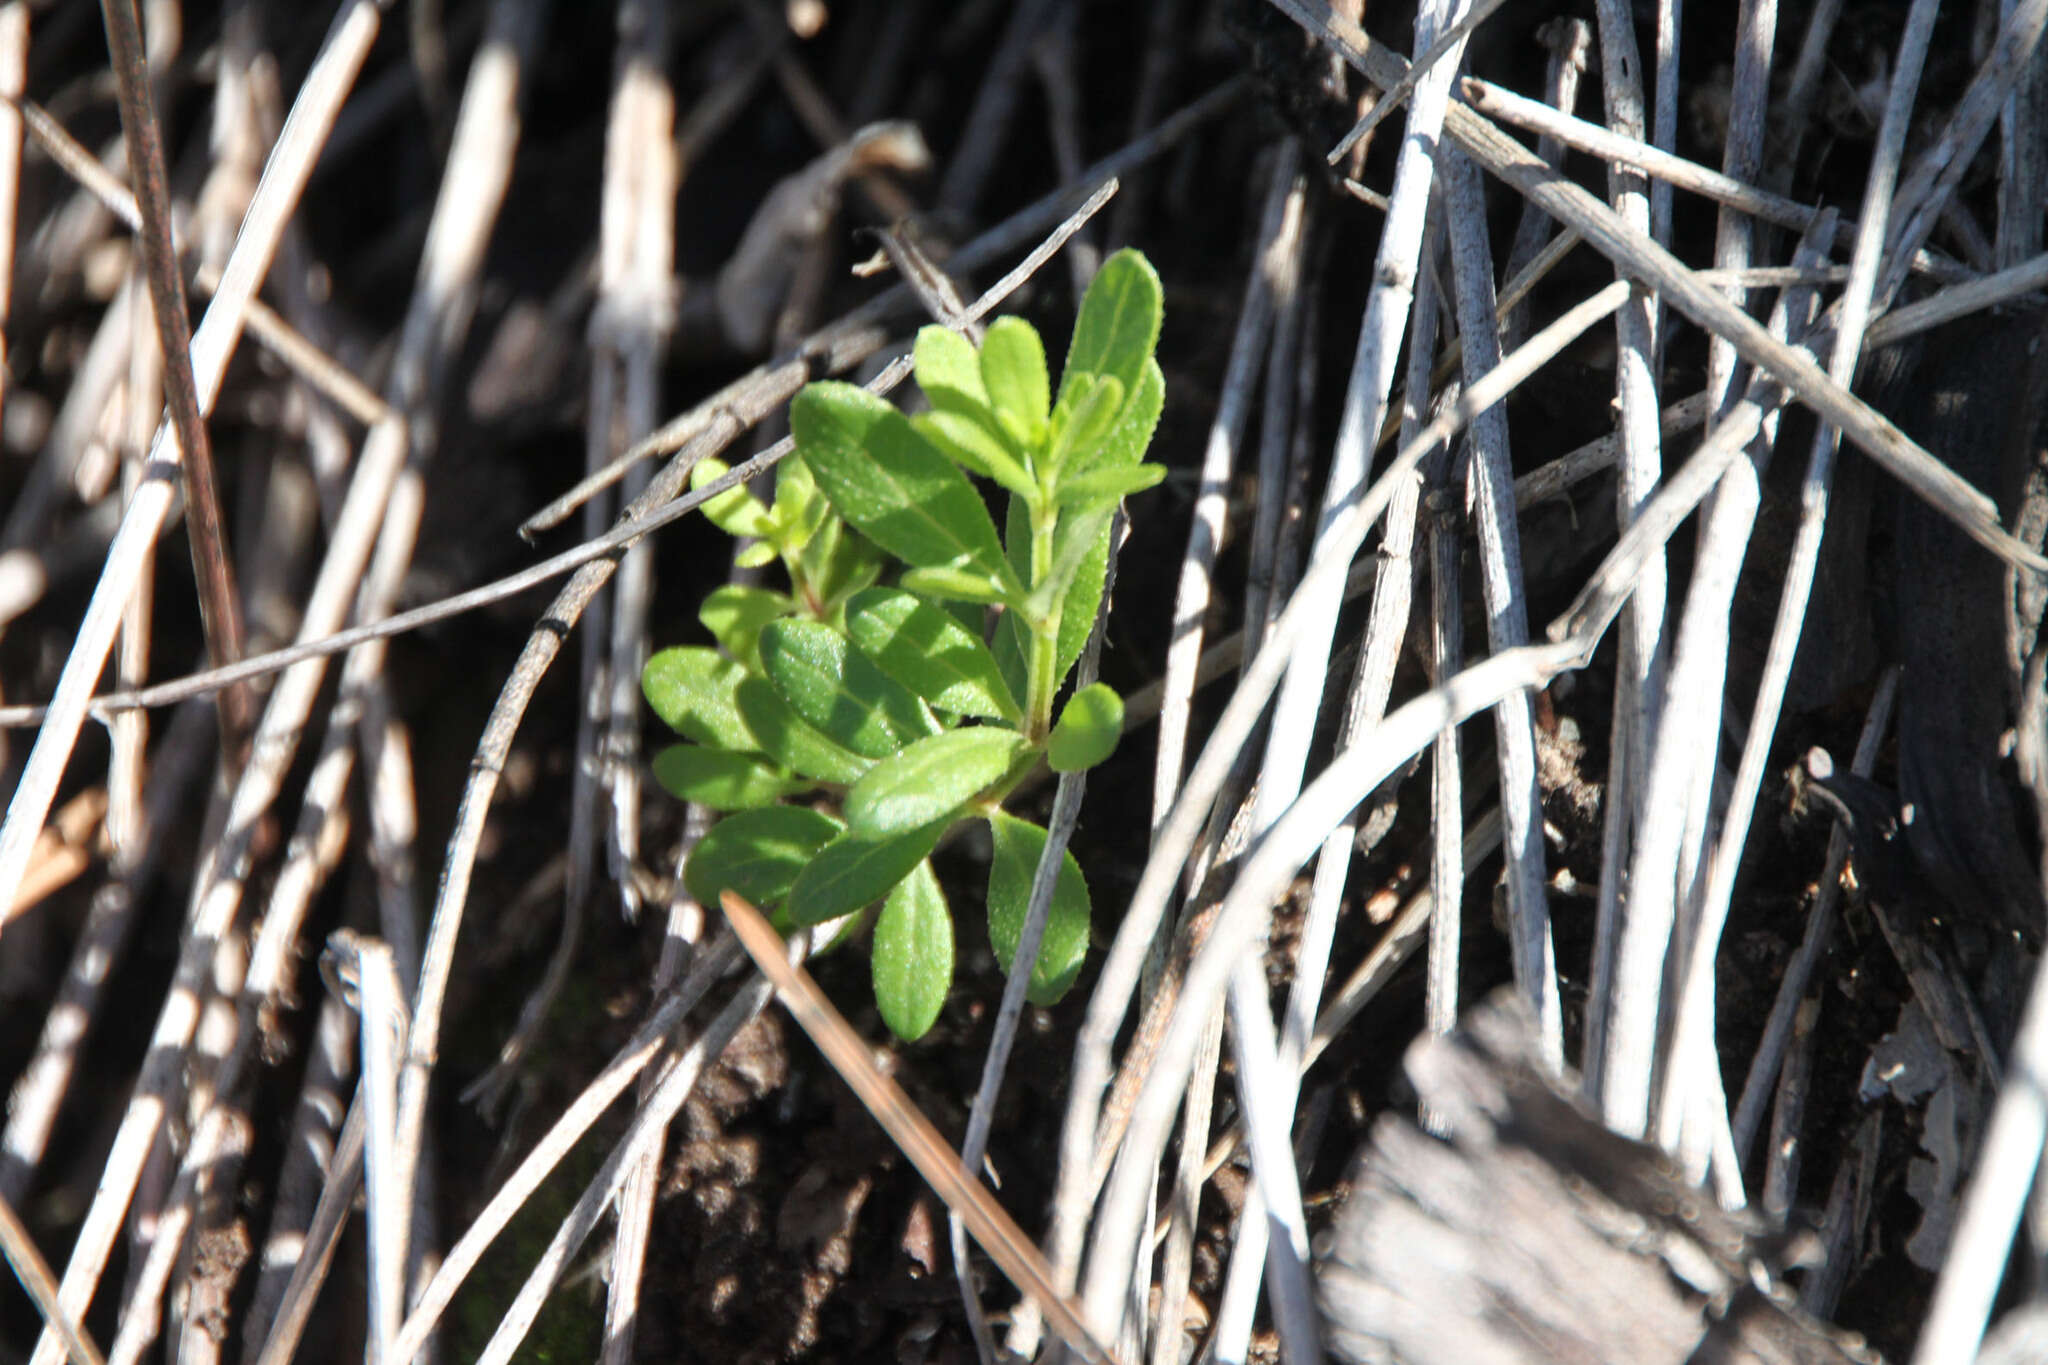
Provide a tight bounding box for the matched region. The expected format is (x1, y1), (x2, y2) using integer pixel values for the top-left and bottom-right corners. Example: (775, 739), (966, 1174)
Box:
(790, 382), (1013, 581)
(1046, 358), (1166, 681)
(759, 619), (940, 759)
(642, 647), (757, 752)
(1045, 374), (1122, 474)
(769, 455), (832, 551)
(985, 811), (1092, 1005)
(1057, 248), (1163, 420)
(912, 409), (1035, 498)
(872, 860), (952, 1041)
(651, 745), (811, 811)
(980, 316), (1050, 452)
(683, 805), (842, 909)
(914, 324), (990, 414)
(698, 585), (792, 672)
(786, 820), (948, 925)
(899, 564), (1020, 608)
(734, 677), (870, 784)
(844, 727), (1027, 838)
(844, 587), (1021, 722)
(691, 458), (772, 539)
(797, 516), (884, 612)
(1046, 683), (1123, 772)
(1053, 462), (1166, 513)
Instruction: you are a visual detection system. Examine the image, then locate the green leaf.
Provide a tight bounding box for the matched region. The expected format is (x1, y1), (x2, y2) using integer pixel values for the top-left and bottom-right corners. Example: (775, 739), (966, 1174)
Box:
(796, 516), (883, 611)
(691, 458), (772, 539)
(844, 587), (1021, 722)
(899, 565), (1019, 608)
(914, 324), (991, 414)
(911, 410), (1036, 499)
(980, 316), (1051, 452)
(734, 677), (870, 784)
(734, 540), (779, 570)
(1054, 462), (1166, 512)
(768, 455), (832, 551)
(872, 860), (953, 1041)
(789, 382), (1013, 582)
(651, 745), (811, 810)
(1057, 248), (1163, 418)
(698, 585), (792, 672)
(1045, 359), (1166, 682)
(985, 811), (1092, 1005)
(844, 728), (1028, 838)
(1045, 375), (1123, 474)
(759, 619), (940, 759)
(642, 647), (757, 752)
(1047, 683), (1124, 772)
(786, 820), (948, 925)
(683, 805), (842, 909)
(1067, 356), (1165, 479)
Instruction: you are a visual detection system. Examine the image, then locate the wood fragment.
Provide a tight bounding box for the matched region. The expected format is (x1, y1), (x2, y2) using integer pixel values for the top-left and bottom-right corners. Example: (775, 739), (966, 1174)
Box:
(1317, 992), (1881, 1365)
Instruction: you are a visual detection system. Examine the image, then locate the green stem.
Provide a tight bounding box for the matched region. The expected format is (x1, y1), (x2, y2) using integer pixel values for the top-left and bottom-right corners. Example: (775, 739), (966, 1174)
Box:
(1023, 500), (1061, 742)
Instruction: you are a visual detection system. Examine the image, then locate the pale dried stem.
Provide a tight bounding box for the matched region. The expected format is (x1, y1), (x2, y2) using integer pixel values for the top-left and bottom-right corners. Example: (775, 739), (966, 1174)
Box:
(1498, 15), (1590, 349)
(1084, 640), (1584, 1337)
(17, 14), (386, 1360)
(0, 1), (25, 437)
(109, 274), (161, 878)
(1875, 0), (2048, 306)
(0, 1186), (105, 1365)
(1165, 26), (1474, 1332)
(0, 0), (379, 962)
(1451, 67), (1969, 284)
(388, 935), (743, 1364)
(1661, 0), (1936, 1172)
(248, 1098), (366, 1365)
(1152, 146), (1298, 836)
(238, 991), (354, 1362)
(1216, 186), (1446, 1365)
(1056, 276), (1632, 1347)
(1915, 925), (2048, 1365)
(0, 700), (211, 1203)
(1580, 0), (1666, 1101)
(1601, 232), (1828, 1146)
(1444, 145), (1559, 1065)
(472, 965), (785, 1365)
(7, 96), (385, 426)
(597, 38), (677, 922)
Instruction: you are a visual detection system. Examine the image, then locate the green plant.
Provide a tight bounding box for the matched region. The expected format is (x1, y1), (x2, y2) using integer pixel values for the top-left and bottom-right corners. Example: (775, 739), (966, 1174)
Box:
(642, 249), (1166, 1040)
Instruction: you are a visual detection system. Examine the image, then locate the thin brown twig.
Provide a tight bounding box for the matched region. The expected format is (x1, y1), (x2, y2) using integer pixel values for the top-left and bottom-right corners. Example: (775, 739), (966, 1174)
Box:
(0, 1187), (105, 1365)
(722, 892), (1115, 1365)
(99, 0), (251, 754)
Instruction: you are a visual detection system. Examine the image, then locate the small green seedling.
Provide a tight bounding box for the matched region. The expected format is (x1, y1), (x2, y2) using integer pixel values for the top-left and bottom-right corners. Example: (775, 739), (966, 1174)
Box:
(643, 249), (1166, 1040)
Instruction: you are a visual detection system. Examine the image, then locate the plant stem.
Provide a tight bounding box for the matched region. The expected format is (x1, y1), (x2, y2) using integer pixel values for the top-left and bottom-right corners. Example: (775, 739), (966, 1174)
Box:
(1024, 501), (1061, 741)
